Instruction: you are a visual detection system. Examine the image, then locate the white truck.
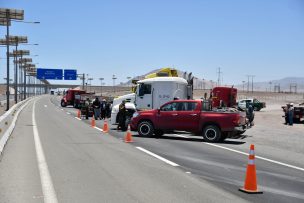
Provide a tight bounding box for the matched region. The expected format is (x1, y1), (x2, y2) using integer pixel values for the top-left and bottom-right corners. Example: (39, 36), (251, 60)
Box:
(110, 76), (192, 125)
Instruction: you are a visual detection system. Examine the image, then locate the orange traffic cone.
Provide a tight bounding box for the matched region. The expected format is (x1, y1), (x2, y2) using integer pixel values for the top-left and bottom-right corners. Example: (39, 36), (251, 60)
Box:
(124, 124), (133, 143)
(91, 117), (96, 127)
(77, 109), (81, 119)
(239, 144), (263, 194)
(103, 118), (109, 133)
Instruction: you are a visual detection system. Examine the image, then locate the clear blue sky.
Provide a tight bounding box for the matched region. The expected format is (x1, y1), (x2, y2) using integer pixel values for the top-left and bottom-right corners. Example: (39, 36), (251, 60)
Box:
(1, 0), (303, 86)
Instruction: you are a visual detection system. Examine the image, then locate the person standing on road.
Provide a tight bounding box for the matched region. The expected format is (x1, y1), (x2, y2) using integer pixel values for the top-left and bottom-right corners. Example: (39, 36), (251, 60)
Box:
(288, 103), (294, 126)
(84, 98), (91, 120)
(284, 104), (290, 125)
(117, 100), (127, 130)
(92, 97), (101, 120)
(246, 104), (254, 127)
(100, 99), (107, 120)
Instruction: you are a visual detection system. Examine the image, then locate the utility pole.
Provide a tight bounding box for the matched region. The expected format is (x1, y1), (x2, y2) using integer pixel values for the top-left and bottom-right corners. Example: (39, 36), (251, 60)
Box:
(251, 75), (255, 93)
(217, 67), (222, 86)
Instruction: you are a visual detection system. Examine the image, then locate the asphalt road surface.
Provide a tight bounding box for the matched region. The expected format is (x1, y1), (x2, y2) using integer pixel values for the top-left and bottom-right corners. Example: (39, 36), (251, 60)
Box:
(1, 95), (303, 202)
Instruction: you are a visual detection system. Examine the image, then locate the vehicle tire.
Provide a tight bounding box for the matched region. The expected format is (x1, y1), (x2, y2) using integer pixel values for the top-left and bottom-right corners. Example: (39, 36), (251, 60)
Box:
(138, 121), (154, 137)
(154, 129), (164, 137)
(61, 100), (67, 107)
(254, 107), (260, 111)
(202, 125), (221, 143)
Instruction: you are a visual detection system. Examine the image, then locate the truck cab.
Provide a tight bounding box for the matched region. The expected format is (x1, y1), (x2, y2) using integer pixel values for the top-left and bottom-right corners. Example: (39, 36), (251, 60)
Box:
(135, 77), (190, 110)
(61, 89), (86, 107)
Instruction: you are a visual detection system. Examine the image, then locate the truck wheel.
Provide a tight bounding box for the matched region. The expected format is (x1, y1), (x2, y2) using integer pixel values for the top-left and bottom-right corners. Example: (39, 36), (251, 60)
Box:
(254, 107), (260, 111)
(61, 100), (67, 107)
(203, 125), (221, 143)
(154, 130), (164, 137)
(138, 121), (154, 137)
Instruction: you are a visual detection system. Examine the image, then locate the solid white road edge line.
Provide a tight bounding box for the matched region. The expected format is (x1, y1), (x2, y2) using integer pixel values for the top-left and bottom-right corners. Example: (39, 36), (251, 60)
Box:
(205, 142), (304, 172)
(136, 147), (179, 167)
(32, 100), (58, 203)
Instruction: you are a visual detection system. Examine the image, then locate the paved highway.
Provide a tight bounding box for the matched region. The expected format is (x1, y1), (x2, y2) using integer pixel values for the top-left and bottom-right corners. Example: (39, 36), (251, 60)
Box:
(49, 95), (304, 203)
(0, 96), (245, 202)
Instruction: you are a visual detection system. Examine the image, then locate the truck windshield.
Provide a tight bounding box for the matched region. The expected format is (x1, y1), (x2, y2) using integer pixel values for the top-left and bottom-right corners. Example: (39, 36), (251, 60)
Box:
(138, 84), (151, 96)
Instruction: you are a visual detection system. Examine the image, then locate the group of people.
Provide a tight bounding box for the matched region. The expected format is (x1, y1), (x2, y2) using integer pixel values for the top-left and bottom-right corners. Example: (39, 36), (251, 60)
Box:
(92, 97), (112, 120)
(284, 103), (294, 126)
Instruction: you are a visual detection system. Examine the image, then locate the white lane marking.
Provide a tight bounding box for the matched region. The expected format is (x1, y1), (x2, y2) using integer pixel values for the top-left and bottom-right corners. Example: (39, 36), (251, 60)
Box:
(173, 134), (188, 138)
(75, 117), (81, 120)
(136, 147), (179, 167)
(44, 105), (47, 108)
(94, 126), (103, 132)
(32, 100), (58, 203)
(186, 172), (191, 174)
(205, 143), (304, 172)
(60, 109), (64, 111)
(66, 112), (71, 115)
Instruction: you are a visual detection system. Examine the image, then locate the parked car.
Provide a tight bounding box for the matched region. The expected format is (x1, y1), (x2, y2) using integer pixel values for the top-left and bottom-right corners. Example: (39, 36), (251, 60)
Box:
(237, 98), (266, 111)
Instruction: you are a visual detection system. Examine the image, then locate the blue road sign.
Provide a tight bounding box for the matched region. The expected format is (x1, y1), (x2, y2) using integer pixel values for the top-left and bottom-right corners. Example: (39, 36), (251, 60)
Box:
(64, 69), (77, 80)
(37, 68), (63, 80)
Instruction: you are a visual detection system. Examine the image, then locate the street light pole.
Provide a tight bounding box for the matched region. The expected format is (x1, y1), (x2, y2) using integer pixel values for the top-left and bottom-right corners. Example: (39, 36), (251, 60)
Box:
(6, 12), (10, 110)
(99, 77), (104, 96)
(112, 75), (117, 93)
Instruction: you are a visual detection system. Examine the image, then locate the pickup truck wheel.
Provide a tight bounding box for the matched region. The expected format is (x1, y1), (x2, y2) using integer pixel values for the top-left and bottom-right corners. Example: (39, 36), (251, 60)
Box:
(61, 100), (67, 107)
(203, 125), (221, 143)
(138, 121), (154, 137)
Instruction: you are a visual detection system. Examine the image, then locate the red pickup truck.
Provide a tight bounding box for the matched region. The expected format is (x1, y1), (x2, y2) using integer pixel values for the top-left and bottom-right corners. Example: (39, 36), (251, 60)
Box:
(130, 100), (247, 142)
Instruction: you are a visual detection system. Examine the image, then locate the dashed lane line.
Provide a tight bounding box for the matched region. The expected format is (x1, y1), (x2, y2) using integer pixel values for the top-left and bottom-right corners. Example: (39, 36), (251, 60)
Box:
(75, 117), (82, 121)
(136, 147), (179, 167)
(33, 100), (58, 203)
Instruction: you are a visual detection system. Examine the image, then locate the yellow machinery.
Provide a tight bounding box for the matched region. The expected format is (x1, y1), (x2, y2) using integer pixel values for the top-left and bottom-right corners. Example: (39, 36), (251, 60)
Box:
(145, 68), (178, 79)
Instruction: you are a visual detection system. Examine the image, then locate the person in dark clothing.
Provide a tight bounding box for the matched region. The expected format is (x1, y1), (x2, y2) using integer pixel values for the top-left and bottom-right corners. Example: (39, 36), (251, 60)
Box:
(284, 104), (290, 125)
(117, 100), (127, 131)
(246, 104), (254, 127)
(84, 98), (90, 120)
(92, 97), (101, 120)
(288, 103), (294, 126)
(100, 99), (107, 120)
(105, 102), (111, 118)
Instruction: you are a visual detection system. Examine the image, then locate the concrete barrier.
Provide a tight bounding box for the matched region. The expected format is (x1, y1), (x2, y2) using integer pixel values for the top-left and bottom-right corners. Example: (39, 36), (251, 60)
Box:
(0, 98), (33, 156)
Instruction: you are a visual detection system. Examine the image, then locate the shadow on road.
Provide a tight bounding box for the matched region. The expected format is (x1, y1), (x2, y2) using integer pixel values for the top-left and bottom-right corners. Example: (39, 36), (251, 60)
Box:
(132, 133), (247, 145)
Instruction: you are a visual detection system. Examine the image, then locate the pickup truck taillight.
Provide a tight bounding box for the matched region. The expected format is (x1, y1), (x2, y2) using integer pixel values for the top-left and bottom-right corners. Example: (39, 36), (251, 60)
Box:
(232, 114), (240, 126)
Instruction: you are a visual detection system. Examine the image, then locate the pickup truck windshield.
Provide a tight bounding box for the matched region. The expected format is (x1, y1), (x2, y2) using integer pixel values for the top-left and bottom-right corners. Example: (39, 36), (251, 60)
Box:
(161, 102), (197, 111)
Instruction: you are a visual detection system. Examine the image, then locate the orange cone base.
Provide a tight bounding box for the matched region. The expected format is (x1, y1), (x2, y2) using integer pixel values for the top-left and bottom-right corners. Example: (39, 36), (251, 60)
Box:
(124, 139), (133, 143)
(239, 188), (263, 194)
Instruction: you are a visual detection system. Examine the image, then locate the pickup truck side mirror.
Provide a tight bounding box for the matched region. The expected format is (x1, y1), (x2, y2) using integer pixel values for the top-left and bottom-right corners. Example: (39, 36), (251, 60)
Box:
(157, 108), (160, 114)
